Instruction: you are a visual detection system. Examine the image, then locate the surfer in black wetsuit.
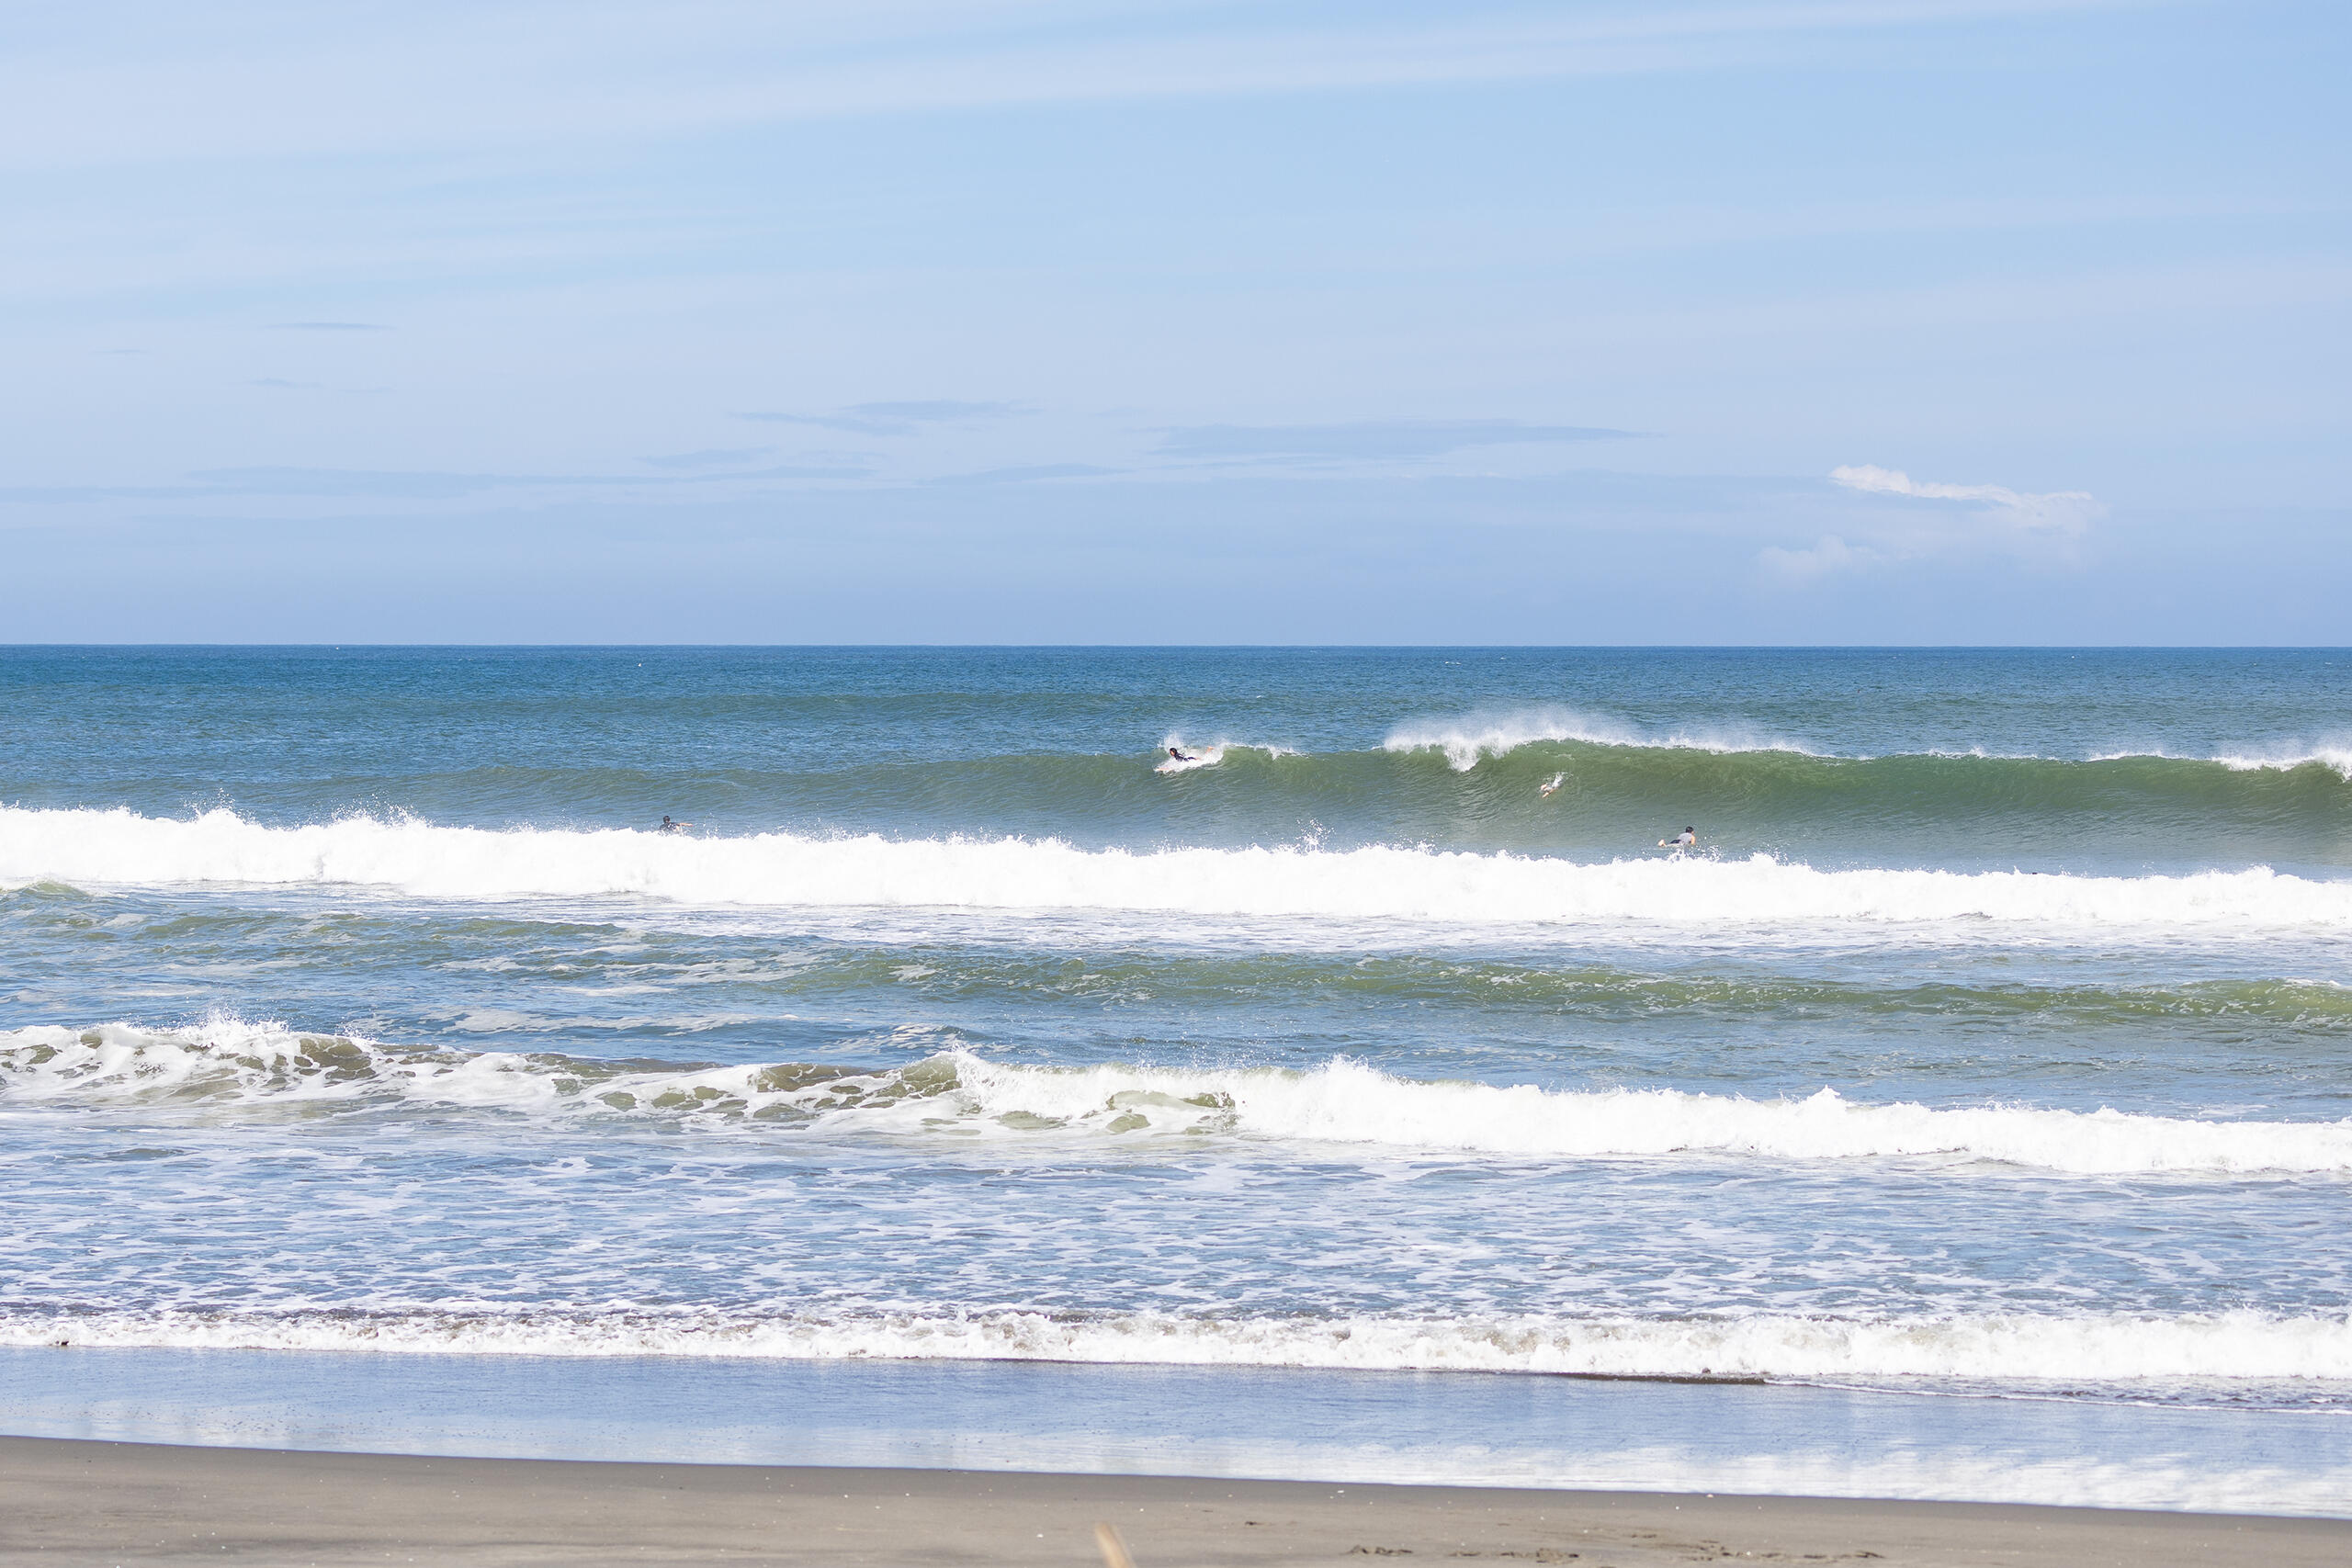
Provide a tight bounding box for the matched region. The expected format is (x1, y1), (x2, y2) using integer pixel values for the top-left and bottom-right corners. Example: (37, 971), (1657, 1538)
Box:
(1168, 746), (1194, 762)
(659, 815), (689, 834)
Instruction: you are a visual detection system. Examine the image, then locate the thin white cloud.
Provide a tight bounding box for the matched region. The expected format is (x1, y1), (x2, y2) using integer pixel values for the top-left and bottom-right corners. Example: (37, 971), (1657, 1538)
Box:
(1830, 463), (2102, 536)
(640, 446), (774, 471)
(1762, 464), (2106, 581)
(735, 400), (1019, 435)
(1, 1), (2157, 168)
(1158, 419), (1637, 462)
(1758, 533), (1883, 581)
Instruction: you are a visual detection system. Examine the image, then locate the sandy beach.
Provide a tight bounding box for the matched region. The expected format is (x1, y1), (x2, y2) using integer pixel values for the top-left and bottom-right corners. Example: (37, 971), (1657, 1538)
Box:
(1, 1436), (2344, 1568)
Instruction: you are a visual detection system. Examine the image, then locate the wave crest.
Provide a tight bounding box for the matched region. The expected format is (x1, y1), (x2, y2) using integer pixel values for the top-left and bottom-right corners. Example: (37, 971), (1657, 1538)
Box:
(1384, 708), (1816, 771)
(7, 807), (2351, 927)
(1380, 708), (2352, 779)
(8, 1026), (2348, 1176)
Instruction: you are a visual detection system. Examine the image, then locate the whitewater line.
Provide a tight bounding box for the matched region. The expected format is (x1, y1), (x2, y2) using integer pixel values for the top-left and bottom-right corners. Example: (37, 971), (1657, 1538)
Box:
(6, 807), (2352, 928)
(6, 1303), (2347, 1383)
(8, 1028), (2350, 1176)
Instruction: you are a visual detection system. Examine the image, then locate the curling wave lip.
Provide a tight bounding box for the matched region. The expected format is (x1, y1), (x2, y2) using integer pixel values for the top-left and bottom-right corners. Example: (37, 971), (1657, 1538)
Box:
(6, 807), (2352, 928)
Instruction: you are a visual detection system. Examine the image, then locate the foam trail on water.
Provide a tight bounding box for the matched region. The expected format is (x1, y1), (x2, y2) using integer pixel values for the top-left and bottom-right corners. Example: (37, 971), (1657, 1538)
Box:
(7, 807), (2352, 928)
(9, 1028), (2349, 1176)
(6, 1304), (2347, 1383)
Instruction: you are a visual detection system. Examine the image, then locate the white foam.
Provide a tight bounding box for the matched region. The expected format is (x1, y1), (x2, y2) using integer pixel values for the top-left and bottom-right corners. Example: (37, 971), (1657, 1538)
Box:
(0, 1018), (923, 1121)
(9, 1028), (2348, 1176)
(1155, 743), (1222, 773)
(6, 1303), (2346, 1384)
(1154, 737), (1297, 773)
(7, 807), (2351, 929)
(940, 1055), (2352, 1175)
(1384, 707), (1819, 770)
(2075, 745), (2352, 779)
(0, 1019), (578, 1114)
(2212, 744), (2352, 779)
(1381, 712), (2352, 779)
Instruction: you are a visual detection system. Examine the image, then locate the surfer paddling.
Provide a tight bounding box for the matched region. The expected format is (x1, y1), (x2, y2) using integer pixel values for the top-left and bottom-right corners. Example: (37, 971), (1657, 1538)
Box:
(659, 815), (691, 834)
(1659, 826), (1696, 849)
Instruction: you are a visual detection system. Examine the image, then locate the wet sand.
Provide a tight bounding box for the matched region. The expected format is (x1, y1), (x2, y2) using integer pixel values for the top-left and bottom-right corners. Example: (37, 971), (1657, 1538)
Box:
(1, 1435), (2344, 1567)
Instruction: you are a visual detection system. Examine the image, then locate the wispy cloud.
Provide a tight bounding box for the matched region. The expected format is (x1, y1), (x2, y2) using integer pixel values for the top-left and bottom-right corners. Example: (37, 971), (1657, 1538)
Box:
(191, 467), (506, 499)
(1765, 463), (2107, 581)
(640, 446), (773, 471)
(4, 2), (2147, 167)
(268, 321), (389, 331)
(1159, 419), (1638, 462)
(736, 400), (1018, 435)
(250, 377), (385, 394)
(924, 463), (1119, 487)
(1758, 533), (1884, 581)
(1830, 463), (2102, 536)
(175, 463), (866, 499)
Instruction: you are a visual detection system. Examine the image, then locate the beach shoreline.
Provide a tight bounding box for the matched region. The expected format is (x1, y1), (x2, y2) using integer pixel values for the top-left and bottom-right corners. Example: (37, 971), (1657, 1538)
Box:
(3, 1434), (2346, 1567)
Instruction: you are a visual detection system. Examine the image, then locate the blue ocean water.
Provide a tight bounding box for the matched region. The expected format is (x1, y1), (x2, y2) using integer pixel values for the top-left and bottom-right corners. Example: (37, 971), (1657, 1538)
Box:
(2, 648), (2348, 1511)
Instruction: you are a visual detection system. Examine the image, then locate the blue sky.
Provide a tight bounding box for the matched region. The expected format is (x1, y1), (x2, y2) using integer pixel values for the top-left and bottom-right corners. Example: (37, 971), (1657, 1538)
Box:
(7, 0), (2346, 642)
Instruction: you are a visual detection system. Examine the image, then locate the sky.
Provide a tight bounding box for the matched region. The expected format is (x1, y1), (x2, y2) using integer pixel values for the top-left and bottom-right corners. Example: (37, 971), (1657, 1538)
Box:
(6, 0), (2347, 643)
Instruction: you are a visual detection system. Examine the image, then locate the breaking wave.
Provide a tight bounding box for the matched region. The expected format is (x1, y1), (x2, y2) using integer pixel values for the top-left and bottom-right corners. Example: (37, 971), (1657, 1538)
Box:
(2211, 746), (2352, 775)
(1385, 706), (2352, 779)
(1154, 737), (1296, 773)
(1366, 714), (2352, 844)
(7, 1302), (2348, 1385)
(6, 807), (2352, 927)
(9, 1024), (2349, 1176)
(1385, 708), (1822, 770)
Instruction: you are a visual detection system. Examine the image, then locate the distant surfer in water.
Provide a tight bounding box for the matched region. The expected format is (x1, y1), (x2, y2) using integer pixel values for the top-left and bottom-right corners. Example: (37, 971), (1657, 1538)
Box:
(1168, 746), (1197, 763)
(659, 815), (690, 834)
(1539, 773), (1565, 798)
(1659, 826), (1696, 848)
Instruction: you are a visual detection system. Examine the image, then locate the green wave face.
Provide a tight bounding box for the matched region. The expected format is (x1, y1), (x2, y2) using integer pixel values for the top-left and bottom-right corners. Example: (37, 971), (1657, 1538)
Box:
(93, 740), (2334, 872)
(701, 740), (2352, 869)
(1373, 740), (2352, 865)
(6, 642), (2346, 872)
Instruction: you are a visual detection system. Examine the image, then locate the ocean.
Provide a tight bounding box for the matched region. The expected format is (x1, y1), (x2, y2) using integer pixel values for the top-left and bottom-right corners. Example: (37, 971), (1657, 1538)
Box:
(3, 647), (2348, 1513)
